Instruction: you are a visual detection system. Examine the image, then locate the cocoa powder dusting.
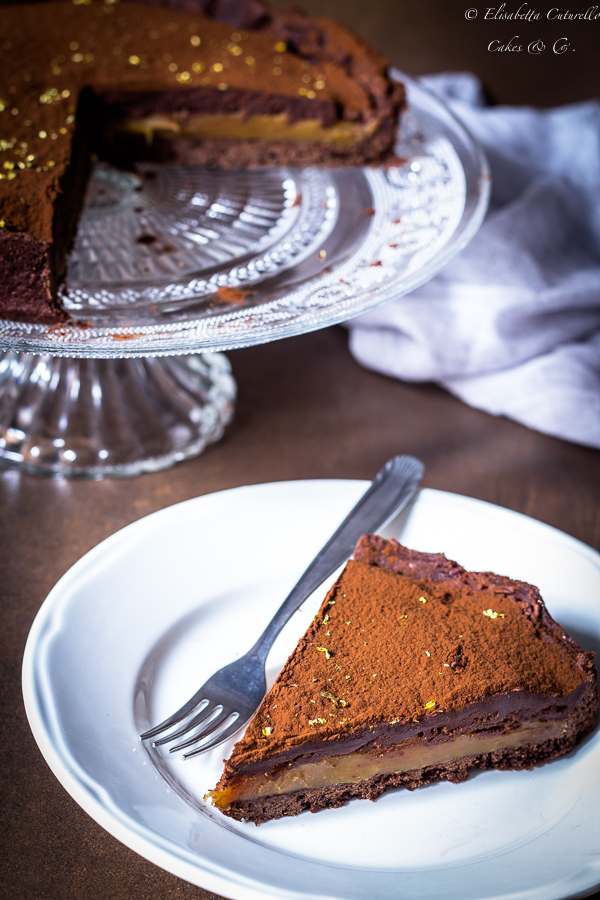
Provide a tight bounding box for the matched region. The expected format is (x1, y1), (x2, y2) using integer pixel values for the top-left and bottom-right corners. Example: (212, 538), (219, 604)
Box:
(230, 537), (591, 769)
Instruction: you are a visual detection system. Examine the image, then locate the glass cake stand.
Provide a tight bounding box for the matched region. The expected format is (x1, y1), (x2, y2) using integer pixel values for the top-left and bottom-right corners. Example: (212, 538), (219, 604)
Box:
(0, 75), (489, 478)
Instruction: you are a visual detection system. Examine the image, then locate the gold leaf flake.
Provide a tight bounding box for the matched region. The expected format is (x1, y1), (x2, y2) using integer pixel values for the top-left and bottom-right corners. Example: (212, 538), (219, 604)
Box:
(319, 690), (349, 708)
(424, 700), (436, 710)
(319, 690), (336, 703)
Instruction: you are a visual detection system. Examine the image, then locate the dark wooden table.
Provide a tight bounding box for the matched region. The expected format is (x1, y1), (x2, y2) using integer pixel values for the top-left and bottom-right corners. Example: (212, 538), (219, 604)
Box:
(1, 2), (599, 899)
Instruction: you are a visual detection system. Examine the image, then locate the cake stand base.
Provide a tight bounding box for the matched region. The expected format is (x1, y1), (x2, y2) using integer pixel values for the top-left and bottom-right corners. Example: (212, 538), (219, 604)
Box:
(0, 352), (235, 479)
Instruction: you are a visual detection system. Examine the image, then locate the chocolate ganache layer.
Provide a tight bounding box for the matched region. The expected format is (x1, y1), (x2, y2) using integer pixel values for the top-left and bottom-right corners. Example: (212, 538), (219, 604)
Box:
(207, 535), (598, 824)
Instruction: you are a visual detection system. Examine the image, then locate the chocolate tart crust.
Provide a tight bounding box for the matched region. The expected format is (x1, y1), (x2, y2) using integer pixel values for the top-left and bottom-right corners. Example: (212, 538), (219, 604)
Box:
(224, 733), (586, 824)
(0, 0), (404, 324)
(219, 689), (597, 823)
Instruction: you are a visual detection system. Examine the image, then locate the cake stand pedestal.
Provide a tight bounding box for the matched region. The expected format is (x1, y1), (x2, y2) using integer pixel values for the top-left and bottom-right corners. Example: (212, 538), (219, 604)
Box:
(0, 76), (488, 479)
(0, 351), (235, 478)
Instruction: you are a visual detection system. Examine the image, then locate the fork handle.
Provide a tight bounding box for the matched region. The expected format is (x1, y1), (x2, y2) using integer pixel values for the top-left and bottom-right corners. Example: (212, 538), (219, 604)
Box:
(248, 455), (424, 663)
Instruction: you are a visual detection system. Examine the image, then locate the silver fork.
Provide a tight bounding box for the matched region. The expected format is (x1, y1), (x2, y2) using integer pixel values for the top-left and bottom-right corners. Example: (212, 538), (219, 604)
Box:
(140, 455), (424, 758)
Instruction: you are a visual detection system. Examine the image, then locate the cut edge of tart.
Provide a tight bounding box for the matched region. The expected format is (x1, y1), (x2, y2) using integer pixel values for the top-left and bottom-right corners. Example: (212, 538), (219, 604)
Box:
(206, 534), (598, 824)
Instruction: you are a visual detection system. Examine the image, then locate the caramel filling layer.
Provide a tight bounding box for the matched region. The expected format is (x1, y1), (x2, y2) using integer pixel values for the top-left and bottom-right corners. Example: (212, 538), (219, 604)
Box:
(118, 112), (375, 147)
(209, 720), (566, 809)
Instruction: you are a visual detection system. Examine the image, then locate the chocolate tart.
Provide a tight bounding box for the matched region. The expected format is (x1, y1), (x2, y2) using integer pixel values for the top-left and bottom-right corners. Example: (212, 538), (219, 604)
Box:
(207, 534), (598, 824)
(0, 0), (404, 324)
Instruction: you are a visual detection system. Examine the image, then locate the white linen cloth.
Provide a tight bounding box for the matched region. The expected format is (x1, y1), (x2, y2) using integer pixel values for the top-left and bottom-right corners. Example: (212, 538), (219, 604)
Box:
(346, 73), (600, 449)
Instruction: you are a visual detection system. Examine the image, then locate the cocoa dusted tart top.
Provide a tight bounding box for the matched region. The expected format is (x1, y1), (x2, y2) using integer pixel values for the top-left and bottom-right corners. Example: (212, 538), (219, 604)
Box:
(0, 0), (401, 241)
(219, 534), (597, 771)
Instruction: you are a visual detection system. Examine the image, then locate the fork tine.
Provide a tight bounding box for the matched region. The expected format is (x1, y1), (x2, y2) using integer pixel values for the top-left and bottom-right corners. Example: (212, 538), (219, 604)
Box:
(151, 700), (216, 747)
(168, 709), (237, 753)
(140, 685), (211, 741)
(183, 716), (245, 758)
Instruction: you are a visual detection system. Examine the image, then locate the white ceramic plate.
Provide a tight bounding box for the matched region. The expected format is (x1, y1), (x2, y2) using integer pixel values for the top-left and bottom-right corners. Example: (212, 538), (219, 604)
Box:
(23, 483), (600, 900)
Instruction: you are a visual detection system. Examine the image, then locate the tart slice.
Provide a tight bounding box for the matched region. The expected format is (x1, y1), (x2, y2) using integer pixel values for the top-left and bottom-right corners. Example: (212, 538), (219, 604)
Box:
(207, 534), (598, 824)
